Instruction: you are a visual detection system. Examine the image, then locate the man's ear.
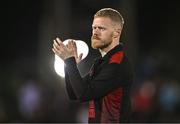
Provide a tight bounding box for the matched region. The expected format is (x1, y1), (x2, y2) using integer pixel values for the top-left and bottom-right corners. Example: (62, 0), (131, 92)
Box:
(113, 28), (121, 38)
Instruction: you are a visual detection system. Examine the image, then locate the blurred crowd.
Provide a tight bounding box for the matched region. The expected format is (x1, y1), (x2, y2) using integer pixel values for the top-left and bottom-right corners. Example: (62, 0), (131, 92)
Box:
(0, 53), (180, 123)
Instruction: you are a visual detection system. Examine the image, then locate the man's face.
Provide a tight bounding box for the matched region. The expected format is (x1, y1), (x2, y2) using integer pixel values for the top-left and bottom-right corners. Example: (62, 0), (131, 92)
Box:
(91, 17), (115, 49)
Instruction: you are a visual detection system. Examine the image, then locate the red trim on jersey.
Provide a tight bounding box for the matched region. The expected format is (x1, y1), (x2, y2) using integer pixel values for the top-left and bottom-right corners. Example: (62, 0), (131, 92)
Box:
(109, 51), (124, 64)
(89, 100), (96, 118)
(100, 87), (123, 123)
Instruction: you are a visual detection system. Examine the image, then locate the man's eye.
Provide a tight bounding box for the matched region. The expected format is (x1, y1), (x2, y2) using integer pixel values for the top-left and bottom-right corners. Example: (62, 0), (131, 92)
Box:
(92, 27), (96, 30)
(92, 27), (105, 31)
(99, 27), (105, 31)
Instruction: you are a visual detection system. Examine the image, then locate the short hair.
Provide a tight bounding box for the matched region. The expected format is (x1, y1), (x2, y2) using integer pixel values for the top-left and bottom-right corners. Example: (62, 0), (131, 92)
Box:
(94, 8), (124, 28)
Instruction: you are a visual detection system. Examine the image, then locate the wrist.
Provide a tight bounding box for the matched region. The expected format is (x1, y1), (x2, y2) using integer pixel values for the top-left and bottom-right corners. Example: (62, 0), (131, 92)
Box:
(64, 55), (74, 60)
(64, 57), (76, 65)
(64, 56), (74, 61)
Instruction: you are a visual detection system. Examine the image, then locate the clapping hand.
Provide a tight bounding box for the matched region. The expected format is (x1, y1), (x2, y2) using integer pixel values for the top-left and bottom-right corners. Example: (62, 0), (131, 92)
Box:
(52, 37), (83, 64)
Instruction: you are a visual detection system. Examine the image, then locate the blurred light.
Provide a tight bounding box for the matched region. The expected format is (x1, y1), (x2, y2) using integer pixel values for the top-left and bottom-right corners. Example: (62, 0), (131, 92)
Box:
(54, 39), (89, 77)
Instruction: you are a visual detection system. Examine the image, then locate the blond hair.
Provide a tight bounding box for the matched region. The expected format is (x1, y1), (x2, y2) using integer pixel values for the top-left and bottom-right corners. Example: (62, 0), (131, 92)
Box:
(94, 8), (124, 28)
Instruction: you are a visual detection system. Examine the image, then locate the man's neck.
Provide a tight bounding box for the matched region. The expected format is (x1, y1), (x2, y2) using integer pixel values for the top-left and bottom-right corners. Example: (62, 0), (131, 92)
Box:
(99, 41), (120, 57)
(99, 50), (107, 57)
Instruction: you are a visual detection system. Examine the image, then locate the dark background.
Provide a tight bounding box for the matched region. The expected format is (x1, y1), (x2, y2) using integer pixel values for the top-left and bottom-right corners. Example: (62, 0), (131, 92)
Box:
(0, 0), (180, 122)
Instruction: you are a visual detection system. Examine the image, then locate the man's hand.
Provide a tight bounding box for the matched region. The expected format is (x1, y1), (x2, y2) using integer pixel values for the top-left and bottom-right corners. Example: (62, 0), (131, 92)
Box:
(52, 37), (74, 60)
(52, 37), (83, 64)
(66, 40), (83, 64)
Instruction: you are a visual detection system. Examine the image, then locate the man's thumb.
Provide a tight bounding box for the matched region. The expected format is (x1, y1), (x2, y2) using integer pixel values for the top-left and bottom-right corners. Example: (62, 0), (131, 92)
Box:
(79, 53), (83, 60)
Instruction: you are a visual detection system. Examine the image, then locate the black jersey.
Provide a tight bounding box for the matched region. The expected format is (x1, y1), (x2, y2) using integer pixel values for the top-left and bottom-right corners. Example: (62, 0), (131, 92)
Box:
(64, 44), (133, 123)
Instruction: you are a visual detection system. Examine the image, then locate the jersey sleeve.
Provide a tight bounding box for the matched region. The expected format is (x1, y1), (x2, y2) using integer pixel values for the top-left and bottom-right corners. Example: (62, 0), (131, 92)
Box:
(64, 56), (130, 102)
(65, 67), (77, 100)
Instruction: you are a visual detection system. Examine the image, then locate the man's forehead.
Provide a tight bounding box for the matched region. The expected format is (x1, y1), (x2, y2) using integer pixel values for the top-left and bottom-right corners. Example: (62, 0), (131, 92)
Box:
(92, 17), (113, 26)
(93, 17), (112, 22)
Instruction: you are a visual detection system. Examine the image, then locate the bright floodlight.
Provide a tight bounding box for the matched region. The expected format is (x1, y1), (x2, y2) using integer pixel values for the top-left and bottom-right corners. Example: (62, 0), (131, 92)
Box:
(54, 39), (89, 77)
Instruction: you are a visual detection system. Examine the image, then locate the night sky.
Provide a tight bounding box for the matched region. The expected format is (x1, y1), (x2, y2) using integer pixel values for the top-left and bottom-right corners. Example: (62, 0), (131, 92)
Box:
(1, 0), (43, 61)
(0, 0), (179, 79)
(1, 0), (179, 60)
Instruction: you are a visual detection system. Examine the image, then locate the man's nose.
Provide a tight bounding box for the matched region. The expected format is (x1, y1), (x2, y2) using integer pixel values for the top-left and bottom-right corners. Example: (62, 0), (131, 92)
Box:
(93, 28), (99, 35)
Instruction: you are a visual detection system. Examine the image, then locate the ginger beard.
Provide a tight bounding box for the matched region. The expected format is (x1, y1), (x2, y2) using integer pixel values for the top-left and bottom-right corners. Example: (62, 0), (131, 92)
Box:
(91, 32), (113, 50)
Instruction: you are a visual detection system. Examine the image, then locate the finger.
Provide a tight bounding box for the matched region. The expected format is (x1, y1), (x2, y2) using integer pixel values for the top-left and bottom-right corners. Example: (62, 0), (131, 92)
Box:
(54, 39), (60, 46)
(53, 40), (59, 46)
(53, 39), (59, 45)
(54, 39), (64, 50)
(53, 41), (60, 50)
(52, 48), (57, 54)
(52, 48), (61, 55)
(53, 40), (65, 54)
(56, 37), (66, 48)
(67, 40), (72, 48)
(52, 46), (63, 56)
(52, 48), (64, 60)
(56, 37), (63, 44)
(68, 40), (74, 49)
(72, 40), (77, 50)
(72, 41), (78, 57)
(53, 44), (61, 55)
(79, 53), (83, 60)
(66, 44), (69, 49)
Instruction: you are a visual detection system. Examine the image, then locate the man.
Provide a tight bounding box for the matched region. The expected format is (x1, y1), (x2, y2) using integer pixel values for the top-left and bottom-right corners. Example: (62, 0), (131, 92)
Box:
(52, 8), (133, 123)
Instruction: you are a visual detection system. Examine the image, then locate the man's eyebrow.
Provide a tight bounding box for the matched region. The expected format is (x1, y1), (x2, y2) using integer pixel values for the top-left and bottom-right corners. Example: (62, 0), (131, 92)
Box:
(92, 25), (106, 28)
